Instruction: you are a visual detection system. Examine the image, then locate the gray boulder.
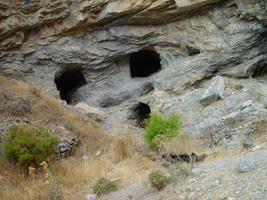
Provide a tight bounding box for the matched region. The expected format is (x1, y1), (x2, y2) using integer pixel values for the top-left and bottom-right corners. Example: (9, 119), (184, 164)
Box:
(238, 159), (256, 173)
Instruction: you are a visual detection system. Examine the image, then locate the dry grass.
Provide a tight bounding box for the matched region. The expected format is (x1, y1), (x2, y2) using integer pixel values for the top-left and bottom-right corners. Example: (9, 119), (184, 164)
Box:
(249, 120), (267, 148)
(158, 132), (209, 156)
(2, 74), (265, 199)
(0, 75), (156, 200)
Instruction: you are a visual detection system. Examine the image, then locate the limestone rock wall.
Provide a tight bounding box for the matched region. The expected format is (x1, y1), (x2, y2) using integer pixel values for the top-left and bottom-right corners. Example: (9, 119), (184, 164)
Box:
(1, 0), (267, 147)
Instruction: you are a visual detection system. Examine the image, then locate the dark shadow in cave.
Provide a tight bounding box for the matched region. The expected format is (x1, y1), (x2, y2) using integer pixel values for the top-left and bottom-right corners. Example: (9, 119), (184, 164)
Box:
(130, 50), (161, 78)
(251, 63), (267, 77)
(55, 67), (87, 104)
(133, 103), (151, 128)
(187, 46), (200, 56)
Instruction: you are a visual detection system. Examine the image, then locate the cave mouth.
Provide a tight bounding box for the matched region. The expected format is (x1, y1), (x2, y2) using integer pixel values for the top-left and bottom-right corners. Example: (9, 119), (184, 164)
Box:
(134, 103), (151, 128)
(252, 63), (267, 77)
(187, 46), (200, 56)
(55, 67), (87, 104)
(130, 50), (161, 78)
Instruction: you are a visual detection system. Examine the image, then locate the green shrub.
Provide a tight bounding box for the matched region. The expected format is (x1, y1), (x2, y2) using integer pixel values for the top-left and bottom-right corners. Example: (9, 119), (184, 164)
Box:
(148, 170), (170, 191)
(2, 124), (59, 167)
(143, 111), (182, 148)
(92, 177), (118, 196)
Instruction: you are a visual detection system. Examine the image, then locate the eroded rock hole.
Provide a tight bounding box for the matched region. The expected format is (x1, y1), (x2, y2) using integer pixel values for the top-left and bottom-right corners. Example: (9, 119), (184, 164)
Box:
(252, 63), (267, 77)
(134, 103), (151, 127)
(187, 46), (200, 56)
(130, 50), (161, 77)
(55, 68), (87, 104)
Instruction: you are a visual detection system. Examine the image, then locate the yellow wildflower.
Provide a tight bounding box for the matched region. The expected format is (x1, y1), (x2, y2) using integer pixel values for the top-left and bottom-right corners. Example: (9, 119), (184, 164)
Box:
(44, 180), (50, 186)
(28, 167), (35, 175)
(40, 161), (48, 169)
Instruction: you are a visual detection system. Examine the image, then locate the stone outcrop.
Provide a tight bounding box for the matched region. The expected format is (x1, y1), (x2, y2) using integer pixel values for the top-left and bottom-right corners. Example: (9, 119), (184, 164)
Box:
(58, 136), (80, 158)
(1, 0), (267, 146)
(74, 102), (105, 121)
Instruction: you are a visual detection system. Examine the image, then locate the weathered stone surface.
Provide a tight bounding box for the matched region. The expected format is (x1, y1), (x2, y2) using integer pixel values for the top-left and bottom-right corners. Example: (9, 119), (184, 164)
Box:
(86, 194), (97, 200)
(175, 0), (222, 13)
(1, 0), (267, 146)
(74, 102), (105, 121)
(243, 138), (255, 149)
(238, 159), (256, 173)
(58, 143), (68, 152)
(0, 31), (24, 50)
(199, 94), (222, 107)
(222, 134), (245, 149)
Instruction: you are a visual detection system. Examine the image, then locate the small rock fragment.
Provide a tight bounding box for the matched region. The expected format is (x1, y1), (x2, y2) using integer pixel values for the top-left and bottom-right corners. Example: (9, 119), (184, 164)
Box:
(82, 155), (89, 160)
(68, 157), (75, 160)
(96, 150), (101, 156)
(252, 145), (261, 151)
(178, 194), (186, 200)
(238, 159), (256, 173)
(58, 143), (68, 152)
(243, 138), (255, 149)
(199, 94), (222, 107)
(86, 194), (97, 200)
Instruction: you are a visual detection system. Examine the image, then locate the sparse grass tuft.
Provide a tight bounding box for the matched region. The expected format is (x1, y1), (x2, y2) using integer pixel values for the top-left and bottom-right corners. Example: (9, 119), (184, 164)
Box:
(166, 165), (189, 182)
(148, 169), (171, 191)
(0, 88), (31, 116)
(93, 177), (118, 196)
(28, 84), (42, 97)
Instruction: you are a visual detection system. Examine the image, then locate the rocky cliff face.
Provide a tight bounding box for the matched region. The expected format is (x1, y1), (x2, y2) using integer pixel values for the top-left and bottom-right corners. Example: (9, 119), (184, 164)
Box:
(1, 0), (267, 147)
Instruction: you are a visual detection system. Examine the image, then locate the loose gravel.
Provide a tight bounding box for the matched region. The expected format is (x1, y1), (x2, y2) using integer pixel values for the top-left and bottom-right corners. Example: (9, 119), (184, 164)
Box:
(99, 148), (267, 200)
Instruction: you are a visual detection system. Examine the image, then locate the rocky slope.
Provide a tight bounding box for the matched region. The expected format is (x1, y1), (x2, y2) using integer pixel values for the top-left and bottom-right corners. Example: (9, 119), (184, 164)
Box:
(1, 0), (267, 148)
(98, 147), (267, 200)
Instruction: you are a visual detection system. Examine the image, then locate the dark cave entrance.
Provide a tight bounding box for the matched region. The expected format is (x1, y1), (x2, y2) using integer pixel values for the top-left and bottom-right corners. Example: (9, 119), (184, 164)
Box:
(130, 50), (161, 78)
(251, 63), (267, 77)
(55, 67), (87, 104)
(187, 46), (200, 56)
(133, 103), (151, 128)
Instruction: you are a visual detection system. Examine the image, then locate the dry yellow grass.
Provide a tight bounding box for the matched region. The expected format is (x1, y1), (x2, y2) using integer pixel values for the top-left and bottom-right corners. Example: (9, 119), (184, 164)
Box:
(157, 132), (210, 156)
(0, 75), (157, 200)
(2, 75), (264, 199)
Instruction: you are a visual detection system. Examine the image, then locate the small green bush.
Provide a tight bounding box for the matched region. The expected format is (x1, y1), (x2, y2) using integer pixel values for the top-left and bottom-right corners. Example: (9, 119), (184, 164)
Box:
(92, 177), (118, 196)
(143, 111), (182, 148)
(148, 170), (170, 191)
(2, 124), (59, 167)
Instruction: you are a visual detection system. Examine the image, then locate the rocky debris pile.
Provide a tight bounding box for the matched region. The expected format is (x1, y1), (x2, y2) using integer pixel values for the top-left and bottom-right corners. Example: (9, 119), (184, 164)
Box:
(57, 137), (80, 158)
